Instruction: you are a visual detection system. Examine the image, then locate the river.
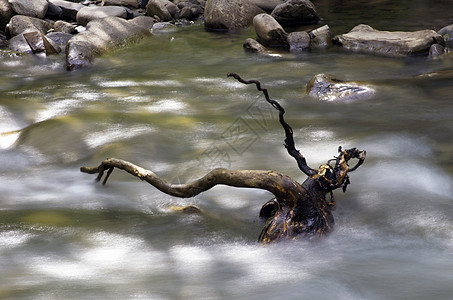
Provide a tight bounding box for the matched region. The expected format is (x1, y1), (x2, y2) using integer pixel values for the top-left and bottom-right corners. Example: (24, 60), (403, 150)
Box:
(1, 0), (453, 299)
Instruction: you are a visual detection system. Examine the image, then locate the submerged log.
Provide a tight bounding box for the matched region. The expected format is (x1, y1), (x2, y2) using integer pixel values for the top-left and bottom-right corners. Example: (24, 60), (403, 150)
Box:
(81, 73), (366, 244)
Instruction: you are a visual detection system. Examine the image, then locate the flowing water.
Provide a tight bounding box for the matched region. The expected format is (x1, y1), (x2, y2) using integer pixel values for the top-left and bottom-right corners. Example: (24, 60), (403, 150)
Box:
(1, 1), (453, 299)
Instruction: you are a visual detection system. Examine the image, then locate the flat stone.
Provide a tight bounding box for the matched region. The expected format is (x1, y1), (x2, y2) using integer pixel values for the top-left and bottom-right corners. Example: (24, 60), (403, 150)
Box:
(306, 73), (375, 102)
(204, 0), (264, 31)
(9, 0), (49, 19)
(76, 6), (128, 26)
(333, 24), (444, 56)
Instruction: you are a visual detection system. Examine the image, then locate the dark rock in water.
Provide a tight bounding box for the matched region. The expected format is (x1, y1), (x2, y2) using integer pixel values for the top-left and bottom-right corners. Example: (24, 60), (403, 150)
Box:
(102, 0), (140, 9)
(271, 0), (319, 26)
(7, 15), (53, 37)
(306, 73), (375, 102)
(249, 0), (284, 13)
(429, 43), (445, 58)
(204, 0), (264, 31)
(438, 24), (453, 48)
(309, 25), (332, 49)
(9, 0), (49, 19)
(76, 6), (128, 26)
(146, 0), (178, 21)
(333, 24), (444, 56)
(243, 38), (267, 53)
(287, 31), (310, 52)
(0, 0), (14, 30)
(253, 13), (288, 49)
(66, 16), (152, 70)
(48, 0), (84, 21)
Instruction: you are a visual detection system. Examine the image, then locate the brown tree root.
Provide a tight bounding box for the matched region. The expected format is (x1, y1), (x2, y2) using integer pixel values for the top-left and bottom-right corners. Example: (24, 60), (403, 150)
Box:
(81, 74), (366, 244)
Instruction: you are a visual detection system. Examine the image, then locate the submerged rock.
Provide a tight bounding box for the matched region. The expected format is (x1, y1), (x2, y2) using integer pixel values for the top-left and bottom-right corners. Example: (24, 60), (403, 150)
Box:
(243, 37), (267, 53)
(66, 16), (152, 70)
(306, 73), (375, 102)
(204, 0), (264, 31)
(271, 0), (319, 26)
(253, 13), (288, 48)
(333, 24), (444, 56)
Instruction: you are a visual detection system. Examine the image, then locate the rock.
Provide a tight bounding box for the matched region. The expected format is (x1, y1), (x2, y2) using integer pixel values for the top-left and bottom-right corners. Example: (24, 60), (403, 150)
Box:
(128, 15), (156, 30)
(287, 31), (310, 52)
(309, 25), (332, 49)
(253, 13), (288, 49)
(66, 16), (152, 70)
(438, 24), (453, 47)
(0, 0), (14, 30)
(204, 0), (264, 31)
(333, 24), (444, 56)
(9, 34), (34, 53)
(151, 21), (177, 33)
(48, 0), (84, 21)
(102, 0), (140, 9)
(46, 1), (64, 19)
(271, 0), (319, 26)
(248, 0), (284, 12)
(243, 38), (267, 53)
(429, 44), (445, 58)
(46, 31), (73, 47)
(54, 20), (76, 34)
(76, 6), (128, 26)
(9, 0), (49, 19)
(7, 15), (53, 36)
(146, 0), (178, 21)
(306, 73), (375, 102)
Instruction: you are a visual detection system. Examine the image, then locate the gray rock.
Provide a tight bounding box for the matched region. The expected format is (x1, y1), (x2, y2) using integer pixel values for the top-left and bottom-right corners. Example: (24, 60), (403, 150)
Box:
(46, 31), (73, 47)
(128, 15), (156, 30)
(429, 44), (445, 58)
(306, 73), (375, 102)
(333, 24), (444, 56)
(287, 31), (310, 52)
(243, 38), (267, 53)
(309, 25), (332, 49)
(0, 0), (14, 30)
(48, 0), (84, 20)
(146, 0), (178, 21)
(7, 15), (53, 36)
(102, 0), (140, 9)
(271, 0), (319, 26)
(151, 21), (177, 33)
(253, 13), (288, 49)
(248, 0), (284, 13)
(76, 6), (128, 26)
(438, 24), (453, 47)
(9, 34), (34, 53)
(66, 16), (152, 70)
(54, 20), (76, 34)
(204, 0), (264, 31)
(9, 0), (49, 19)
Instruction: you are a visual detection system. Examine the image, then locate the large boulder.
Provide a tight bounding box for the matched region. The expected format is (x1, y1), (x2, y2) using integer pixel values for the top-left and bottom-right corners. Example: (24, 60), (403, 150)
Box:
(438, 24), (453, 47)
(253, 13), (288, 48)
(271, 0), (319, 26)
(204, 0), (264, 31)
(0, 0), (14, 31)
(306, 73), (375, 102)
(7, 15), (53, 36)
(66, 16), (152, 70)
(146, 0), (178, 21)
(76, 6), (128, 26)
(48, 0), (84, 21)
(333, 24), (444, 56)
(9, 0), (48, 19)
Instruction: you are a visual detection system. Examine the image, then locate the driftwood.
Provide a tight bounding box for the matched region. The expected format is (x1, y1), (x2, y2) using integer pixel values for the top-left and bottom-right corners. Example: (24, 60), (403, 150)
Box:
(81, 73), (366, 244)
